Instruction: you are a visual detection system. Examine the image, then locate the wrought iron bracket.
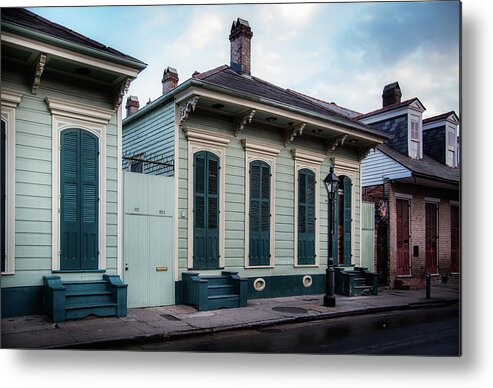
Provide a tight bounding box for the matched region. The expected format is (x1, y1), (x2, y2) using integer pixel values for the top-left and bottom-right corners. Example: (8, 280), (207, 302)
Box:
(114, 78), (132, 110)
(358, 146), (374, 160)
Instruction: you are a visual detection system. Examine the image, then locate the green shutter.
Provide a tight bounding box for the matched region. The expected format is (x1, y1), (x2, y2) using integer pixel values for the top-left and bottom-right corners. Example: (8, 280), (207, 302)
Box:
(298, 169), (315, 265)
(331, 193), (339, 263)
(1, 120), (6, 273)
(249, 160), (270, 266)
(193, 151), (219, 269)
(343, 176), (352, 265)
(60, 129), (98, 270)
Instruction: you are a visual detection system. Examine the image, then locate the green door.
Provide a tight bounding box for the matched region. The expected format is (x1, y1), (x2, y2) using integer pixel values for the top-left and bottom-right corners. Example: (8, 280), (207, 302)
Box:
(298, 168), (315, 265)
(60, 129), (99, 270)
(1, 120), (6, 272)
(193, 151), (219, 270)
(249, 160), (270, 266)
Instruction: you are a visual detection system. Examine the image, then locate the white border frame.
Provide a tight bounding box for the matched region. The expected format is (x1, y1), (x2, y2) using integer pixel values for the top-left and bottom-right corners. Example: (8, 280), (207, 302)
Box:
(46, 97), (113, 271)
(184, 127), (230, 270)
(292, 149), (324, 268)
(0, 89), (23, 275)
(243, 139), (281, 269)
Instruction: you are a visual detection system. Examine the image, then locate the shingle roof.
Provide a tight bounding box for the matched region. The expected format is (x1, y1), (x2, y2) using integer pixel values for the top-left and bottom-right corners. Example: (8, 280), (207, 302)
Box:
(355, 98), (422, 120)
(423, 111), (459, 124)
(377, 143), (459, 184)
(1, 8), (145, 65)
(193, 66), (383, 136)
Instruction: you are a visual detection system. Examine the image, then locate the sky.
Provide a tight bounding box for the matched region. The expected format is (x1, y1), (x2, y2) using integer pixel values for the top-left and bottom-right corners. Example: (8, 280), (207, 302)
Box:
(24, 1), (460, 119)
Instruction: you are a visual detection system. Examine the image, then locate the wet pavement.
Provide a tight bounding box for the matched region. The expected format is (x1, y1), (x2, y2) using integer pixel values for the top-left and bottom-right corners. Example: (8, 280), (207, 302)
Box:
(1, 283), (460, 350)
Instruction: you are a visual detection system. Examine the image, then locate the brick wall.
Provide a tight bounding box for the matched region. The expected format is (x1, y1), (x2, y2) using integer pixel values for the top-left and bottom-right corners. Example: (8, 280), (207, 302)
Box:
(387, 182), (459, 288)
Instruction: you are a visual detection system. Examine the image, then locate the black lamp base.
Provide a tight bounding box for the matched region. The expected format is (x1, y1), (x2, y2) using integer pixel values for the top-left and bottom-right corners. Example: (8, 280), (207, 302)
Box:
(323, 295), (336, 307)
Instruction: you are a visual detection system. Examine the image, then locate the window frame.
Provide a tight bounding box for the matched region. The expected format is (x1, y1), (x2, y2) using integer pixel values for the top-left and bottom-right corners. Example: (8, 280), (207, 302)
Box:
(243, 139), (281, 269)
(408, 113), (422, 159)
(1, 89), (23, 275)
(292, 149), (324, 268)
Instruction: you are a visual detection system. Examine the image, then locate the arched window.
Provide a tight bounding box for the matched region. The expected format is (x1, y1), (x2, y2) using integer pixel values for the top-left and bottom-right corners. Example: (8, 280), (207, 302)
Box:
(298, 168), (316, 265)
(60, 128), (99, 270)
(249, 160), (271, 266)
(193, 151), (220, 269)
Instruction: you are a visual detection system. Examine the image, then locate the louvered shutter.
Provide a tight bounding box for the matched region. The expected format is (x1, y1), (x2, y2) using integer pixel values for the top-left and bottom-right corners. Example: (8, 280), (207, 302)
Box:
(1, 120), (6, 272)
(249, 160), (270, 266)
(193, 151), (220, 270)
(298, 169), (315, 265)
(343, 176), (352, 265)
(80, 131), (99, 270)
(331, 193), (339, 262)
(206, 154), (219, 269)
(60, 129), (99, 271)
(60, 129), (81, 270)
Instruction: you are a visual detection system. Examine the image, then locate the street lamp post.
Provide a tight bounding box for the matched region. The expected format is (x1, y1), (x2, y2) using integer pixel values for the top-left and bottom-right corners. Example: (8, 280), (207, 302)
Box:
(323, 164), (339, 307)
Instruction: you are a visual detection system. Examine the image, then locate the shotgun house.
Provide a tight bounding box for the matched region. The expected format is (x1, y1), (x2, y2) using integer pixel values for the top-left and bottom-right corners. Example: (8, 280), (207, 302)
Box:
(122, 18), (386, 311)
(1, 8), (146, 320)
(360, 82), (460, 288)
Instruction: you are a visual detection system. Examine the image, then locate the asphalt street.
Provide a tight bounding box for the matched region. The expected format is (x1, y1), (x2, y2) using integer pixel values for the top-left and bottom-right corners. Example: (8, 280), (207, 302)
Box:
(103, 303), (460, 356)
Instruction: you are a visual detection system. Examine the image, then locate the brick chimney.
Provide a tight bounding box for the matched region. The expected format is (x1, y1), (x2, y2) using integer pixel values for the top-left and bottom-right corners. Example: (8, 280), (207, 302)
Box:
(125, 95), (139, 116)
(162, 67), (179, 94)
(229, 18), (253, 75)
(382, 82), (402, 107)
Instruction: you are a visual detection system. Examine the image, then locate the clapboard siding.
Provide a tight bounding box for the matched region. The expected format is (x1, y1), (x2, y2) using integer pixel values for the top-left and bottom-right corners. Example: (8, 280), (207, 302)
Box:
(361, 148), (411, 187)
(122, 101), (175, 176)
(177, 111), (362, 277)
(1, 71), (120, 288)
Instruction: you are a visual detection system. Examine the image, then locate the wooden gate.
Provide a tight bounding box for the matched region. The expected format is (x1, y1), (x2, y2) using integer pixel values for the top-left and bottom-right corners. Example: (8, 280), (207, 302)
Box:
(123, 172), (175, 308)
(396, 199), (410, 276)
(425, 202), (438, 274)
(361, 201), (375, 271)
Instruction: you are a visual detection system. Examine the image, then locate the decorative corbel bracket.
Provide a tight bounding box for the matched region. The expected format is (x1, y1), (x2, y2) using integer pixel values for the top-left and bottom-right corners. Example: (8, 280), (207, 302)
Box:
(233, 109), (255, 136)
(283, 122), (305, 146)
(179, 96), (200, 124)
(114, 78), (132, 110)
(358, 146), (374, 160)
(325, 134), (348, 155)
(32, 53), (47, 95)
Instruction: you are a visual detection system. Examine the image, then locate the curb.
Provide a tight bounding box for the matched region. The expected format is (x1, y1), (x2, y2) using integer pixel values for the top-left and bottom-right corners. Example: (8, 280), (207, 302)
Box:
(51, 298), (459, 350)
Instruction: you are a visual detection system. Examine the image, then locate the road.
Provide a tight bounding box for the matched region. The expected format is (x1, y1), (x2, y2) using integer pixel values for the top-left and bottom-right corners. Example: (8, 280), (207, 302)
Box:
(106, 303), (460, 356)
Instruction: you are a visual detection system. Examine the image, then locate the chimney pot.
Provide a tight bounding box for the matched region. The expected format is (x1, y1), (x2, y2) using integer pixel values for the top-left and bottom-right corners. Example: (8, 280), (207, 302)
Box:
(229, 18), (253, 75)
(125, 95), (139, 116)
(382, 82), (402, 107)
(162, 67), (179, 94)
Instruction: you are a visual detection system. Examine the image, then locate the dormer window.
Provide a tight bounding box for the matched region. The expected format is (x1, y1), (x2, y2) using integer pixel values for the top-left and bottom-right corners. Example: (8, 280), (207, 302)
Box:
(446, 126), (456, 167)
(410, 116), (421, 159)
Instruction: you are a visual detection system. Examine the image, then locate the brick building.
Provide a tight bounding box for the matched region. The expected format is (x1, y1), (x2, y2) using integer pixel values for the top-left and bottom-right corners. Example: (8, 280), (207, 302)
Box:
(360, 83), (460, 288)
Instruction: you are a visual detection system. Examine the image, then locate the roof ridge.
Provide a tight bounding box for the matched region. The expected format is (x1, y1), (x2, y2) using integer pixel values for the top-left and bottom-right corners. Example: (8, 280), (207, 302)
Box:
(355, 97), (419, 120)
(286, 89), (362, 117)
(193, 64), (229, 80)
(423, 111), (459, 123)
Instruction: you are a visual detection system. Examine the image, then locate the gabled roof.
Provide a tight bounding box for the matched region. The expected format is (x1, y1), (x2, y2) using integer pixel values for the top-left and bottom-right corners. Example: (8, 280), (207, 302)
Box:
(1, 8), (146, 67)
(355, 97), (425, 120)
(423, 111), (460, 125)
(192, 65), (385, 137)
(377, 143), (459, 185)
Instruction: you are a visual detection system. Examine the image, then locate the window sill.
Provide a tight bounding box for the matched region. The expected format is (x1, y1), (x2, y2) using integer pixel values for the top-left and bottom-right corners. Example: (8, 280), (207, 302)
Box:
(1, 271), (15, 276)
(244, 265), (275, 269)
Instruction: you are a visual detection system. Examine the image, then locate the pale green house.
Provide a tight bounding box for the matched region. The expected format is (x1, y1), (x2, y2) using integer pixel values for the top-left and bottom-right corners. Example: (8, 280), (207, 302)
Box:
(1, 8), (146, 319)
(122, 18), (386, 310)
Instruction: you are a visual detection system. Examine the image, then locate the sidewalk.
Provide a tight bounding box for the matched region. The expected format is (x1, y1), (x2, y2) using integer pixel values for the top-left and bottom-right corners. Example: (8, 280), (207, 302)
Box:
(1, 283), (459, 350)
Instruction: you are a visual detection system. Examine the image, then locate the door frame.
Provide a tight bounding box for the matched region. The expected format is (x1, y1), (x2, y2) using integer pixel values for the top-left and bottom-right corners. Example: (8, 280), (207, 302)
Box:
(425, 200), (439, 275)
(395, 196), (411, 276)
(450, 202), (460, 273)
(47, 97), (113, 271)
